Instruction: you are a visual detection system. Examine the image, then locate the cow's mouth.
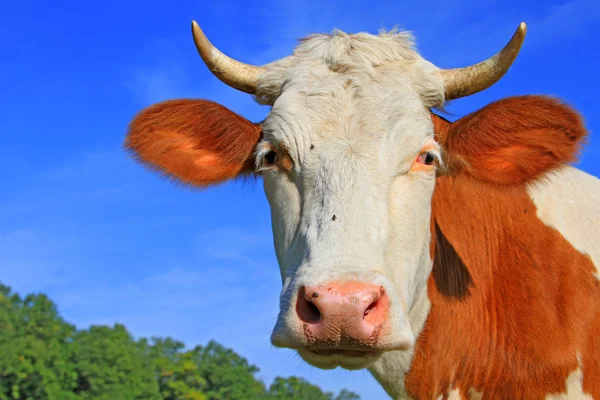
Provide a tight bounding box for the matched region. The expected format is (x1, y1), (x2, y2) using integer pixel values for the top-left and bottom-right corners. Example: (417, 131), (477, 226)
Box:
(298, 348), (382, 370)
(309, 349), (380, 358)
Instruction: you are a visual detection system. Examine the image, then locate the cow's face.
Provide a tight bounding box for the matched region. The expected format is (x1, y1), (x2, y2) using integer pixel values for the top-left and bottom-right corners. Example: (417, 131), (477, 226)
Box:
(254, 36), (445, 369)
(125, 22), (526, 371)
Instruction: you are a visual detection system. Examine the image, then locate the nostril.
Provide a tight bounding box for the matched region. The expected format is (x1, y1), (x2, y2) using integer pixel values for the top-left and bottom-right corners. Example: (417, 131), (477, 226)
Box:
(296, 287), (322, 323)
(305, 301), (321, 322)
(363, 300), (377, 318)
(362, 288), (389, 326)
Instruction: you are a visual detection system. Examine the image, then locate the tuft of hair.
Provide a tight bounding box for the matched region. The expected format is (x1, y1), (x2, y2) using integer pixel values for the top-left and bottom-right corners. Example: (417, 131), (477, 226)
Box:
(255, 27), (444, 107)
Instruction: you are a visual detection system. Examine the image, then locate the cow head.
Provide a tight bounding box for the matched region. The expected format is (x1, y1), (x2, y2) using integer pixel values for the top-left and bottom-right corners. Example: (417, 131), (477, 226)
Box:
(125, 21), (535, 370)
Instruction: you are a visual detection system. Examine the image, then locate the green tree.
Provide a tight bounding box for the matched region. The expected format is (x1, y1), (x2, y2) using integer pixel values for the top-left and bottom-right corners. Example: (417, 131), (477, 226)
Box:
(192, 340), (267, 400)
(267, 376), (334, 400)
(0, 284), (78, 400)
(71, 323), (160, 400)
(335, 388), (361, 400)
(147, 337), (207, 400)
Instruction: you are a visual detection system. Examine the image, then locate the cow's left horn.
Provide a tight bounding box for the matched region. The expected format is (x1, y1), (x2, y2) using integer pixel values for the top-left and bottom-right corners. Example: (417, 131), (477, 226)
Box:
(191, 20), (266, 94)
(439, 22), (527, 101)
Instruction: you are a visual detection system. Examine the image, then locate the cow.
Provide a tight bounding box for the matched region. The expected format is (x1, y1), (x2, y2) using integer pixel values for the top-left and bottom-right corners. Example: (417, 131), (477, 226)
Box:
(124, 20), (600, 399)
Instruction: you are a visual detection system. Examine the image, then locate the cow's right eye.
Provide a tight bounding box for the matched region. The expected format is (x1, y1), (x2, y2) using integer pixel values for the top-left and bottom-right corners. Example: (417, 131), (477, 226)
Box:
(264, 150), (279, 165)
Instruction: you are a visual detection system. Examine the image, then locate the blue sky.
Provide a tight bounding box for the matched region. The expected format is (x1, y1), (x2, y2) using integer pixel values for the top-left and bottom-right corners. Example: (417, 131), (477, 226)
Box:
(1, 0), (599, 398)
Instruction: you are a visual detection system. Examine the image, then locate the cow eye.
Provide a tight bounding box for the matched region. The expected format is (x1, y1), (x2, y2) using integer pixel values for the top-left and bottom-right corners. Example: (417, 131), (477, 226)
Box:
(264, 150), (279, 165)
(417, 151), (436, 166)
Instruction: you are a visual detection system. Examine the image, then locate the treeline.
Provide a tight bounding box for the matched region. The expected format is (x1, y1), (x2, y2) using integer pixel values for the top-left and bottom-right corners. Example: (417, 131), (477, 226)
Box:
(0, 284), (359, 400)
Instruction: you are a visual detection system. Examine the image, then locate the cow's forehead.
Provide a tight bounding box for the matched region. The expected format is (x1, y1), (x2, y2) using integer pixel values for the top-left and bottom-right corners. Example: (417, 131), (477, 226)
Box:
(258, 29), (443, 168)
(263, 81), (435, 156)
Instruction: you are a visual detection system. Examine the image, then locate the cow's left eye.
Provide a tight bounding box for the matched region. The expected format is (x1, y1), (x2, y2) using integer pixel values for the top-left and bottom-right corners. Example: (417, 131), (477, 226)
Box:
(417, 151), (436, 166)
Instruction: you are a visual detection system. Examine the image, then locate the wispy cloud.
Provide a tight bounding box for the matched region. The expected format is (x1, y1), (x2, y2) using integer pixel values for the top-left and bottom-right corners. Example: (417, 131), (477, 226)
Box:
(407, 0), (589, 73)
(0, 228), (78, 292)
(127, 63), (190, 105)
(124, 37), (196, 106)
(532, 0), (600, 44)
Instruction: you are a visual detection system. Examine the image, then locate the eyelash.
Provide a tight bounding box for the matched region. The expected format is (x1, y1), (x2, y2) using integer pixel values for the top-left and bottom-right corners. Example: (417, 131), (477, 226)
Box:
(255, 145), (280, 172)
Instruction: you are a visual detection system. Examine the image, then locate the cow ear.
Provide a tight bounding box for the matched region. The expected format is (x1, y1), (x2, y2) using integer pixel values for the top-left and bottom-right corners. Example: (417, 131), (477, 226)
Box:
(434, 95), (587, 185)
(124, 99), (262, 188)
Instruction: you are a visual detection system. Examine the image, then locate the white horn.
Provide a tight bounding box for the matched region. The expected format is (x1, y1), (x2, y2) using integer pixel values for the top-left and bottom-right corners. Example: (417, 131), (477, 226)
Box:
(439, 22), (527, 100)
(191, 20), (267, 94)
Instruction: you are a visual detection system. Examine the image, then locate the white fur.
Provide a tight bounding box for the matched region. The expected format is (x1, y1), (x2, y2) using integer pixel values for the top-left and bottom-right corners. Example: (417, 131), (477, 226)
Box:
(447, 389), (462, 400)
(257, 29), (443, 372)
(527, 165), (600, 280)
(545, 368), (593, 399)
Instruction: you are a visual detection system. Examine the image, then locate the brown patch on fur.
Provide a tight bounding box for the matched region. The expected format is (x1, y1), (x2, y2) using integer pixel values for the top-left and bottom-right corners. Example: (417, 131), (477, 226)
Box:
(277, 143), (295, 172)
(432, 220), (473, 300)
(406, 173), (600, 399)
(434, 95), (587, 185)
(124, 99), (262, 187)
(408, 98), (598, 398)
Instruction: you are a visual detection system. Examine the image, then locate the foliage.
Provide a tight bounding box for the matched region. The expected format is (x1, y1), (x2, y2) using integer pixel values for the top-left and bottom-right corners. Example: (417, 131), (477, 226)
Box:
(192, 340), (266, 400)
(334, 389), (361, 400)
(147, 337), (207, 400)
(267, 376), (334, 400)
(266, 377), (363, 400)
(0, 284), (78, 400)
(0, 283), (361, 400)
(70, 324), (161, 400)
